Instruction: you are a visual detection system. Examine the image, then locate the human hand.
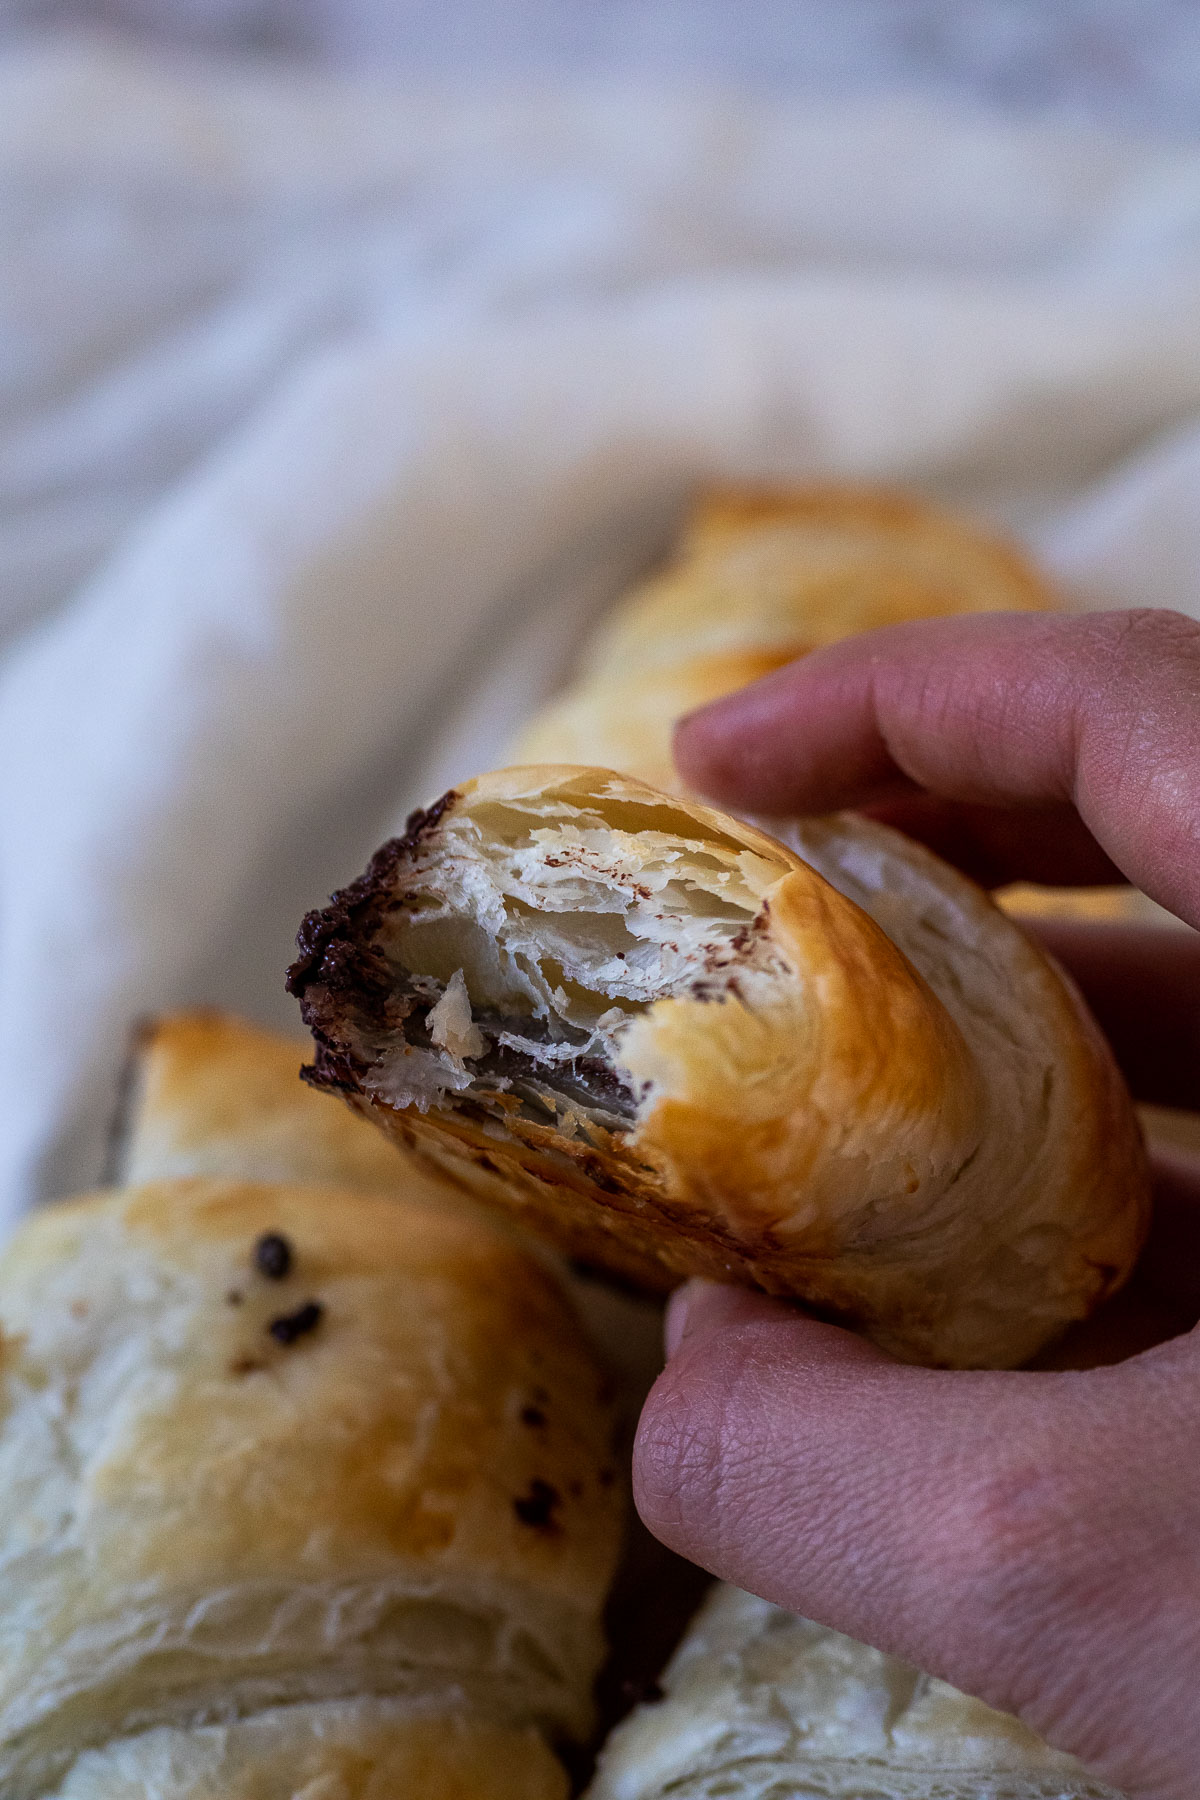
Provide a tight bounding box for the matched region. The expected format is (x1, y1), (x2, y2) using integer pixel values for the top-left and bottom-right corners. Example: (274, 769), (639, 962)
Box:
(633, 609), (1200, 1800)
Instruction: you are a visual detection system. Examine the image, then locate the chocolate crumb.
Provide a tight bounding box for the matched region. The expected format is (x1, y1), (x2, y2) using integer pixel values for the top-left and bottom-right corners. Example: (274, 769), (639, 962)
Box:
(520, 1405), (547, 1429)
(230, 1357), (265, 1377)
(268, 1300), (323, 1346)
(254, 1232), (293, 1280)
(226, 1290), (244, 1306)
(513, 1478), (561, 1531)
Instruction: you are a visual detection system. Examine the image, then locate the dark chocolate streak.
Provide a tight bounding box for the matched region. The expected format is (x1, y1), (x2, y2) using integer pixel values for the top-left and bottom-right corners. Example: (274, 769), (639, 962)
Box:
(286, 792), (456, 999)
(287, 791), (458, 1094)
(467, 1014), (637, 1124)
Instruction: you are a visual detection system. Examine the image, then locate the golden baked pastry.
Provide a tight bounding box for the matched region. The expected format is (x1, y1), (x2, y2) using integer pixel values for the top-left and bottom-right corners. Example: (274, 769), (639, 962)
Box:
(287, 765), (1148, 1370)
(513, 483), (1149, 930)
(577, 485), (1054, 680)
(586, 1583), (1122, 1800)
(514, 485), (1054, 796)
(114, 1009), (667, 1414)
(0, 1178), (622, 1799)
(112, 1011), (453, 1200)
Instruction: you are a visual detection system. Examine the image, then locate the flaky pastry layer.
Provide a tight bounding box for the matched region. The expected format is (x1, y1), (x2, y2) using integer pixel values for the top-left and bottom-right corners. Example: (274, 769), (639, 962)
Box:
(44, 1700), (568, 1800)
(586, 1583), (1121, 1800)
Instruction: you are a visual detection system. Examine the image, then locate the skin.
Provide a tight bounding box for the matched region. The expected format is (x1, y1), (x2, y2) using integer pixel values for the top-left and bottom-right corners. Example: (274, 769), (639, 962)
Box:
(632, 609), (1200, 1800)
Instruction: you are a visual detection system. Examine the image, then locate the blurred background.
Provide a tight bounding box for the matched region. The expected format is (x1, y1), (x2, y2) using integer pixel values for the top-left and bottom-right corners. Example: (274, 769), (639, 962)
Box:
(2, 0), (1200, 133)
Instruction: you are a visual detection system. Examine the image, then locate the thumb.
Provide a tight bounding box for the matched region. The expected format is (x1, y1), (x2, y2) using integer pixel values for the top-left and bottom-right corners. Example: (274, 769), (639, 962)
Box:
(631, 1278), (1196, 1763)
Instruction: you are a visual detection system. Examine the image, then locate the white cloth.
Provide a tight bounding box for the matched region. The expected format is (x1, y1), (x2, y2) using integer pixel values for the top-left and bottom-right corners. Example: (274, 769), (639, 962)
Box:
(2, 34), (1200, 1225)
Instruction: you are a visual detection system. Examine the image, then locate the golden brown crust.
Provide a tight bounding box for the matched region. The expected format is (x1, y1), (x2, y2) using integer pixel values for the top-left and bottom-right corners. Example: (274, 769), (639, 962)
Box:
(512, 483), (1056, 793)
(116, 1011), (456, 1201)
(289, 766), (1148, 1369)
(514, 650), (797, 795)
(0, 1178), (622, 1797)
(586, 484), (1055, 680)
(117, 1008), (670, 1424)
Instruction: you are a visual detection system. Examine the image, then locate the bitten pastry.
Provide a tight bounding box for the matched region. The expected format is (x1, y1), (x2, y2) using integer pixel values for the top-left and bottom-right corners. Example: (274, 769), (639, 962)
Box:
(0, 1178), (622, 1799)
(287, 765), (1148, 1370)
(586, 1583), (1123, 1800)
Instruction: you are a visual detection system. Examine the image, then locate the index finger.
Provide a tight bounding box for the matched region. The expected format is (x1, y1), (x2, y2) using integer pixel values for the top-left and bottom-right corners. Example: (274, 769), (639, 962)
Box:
(673, 610), (1200, 929)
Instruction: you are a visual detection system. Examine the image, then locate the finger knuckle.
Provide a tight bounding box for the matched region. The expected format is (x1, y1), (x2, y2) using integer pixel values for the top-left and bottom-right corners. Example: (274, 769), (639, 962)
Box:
(1087, 606), (1200, 671)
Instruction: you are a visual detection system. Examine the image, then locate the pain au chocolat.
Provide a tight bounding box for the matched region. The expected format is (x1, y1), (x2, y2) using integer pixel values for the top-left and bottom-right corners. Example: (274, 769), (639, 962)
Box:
(586, 1582), (1122, 1800)
(0, 1177), (621, 1799)
(287, 765), (1148, 1371)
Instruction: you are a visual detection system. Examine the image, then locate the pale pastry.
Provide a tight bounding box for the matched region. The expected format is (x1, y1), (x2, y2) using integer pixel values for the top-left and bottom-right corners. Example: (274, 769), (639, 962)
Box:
(287, 765), (1148, 1370)
(587, 1582), (1122, 1800)
(0, 1178), (622, 1799)
(44, 1705), (569, 1800)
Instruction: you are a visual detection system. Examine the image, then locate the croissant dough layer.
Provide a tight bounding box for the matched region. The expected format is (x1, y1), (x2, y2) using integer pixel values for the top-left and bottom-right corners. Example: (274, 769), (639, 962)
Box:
(0, 1179), (621, 1800)
(514, 485), (1054, 795)
(510, 481), (1159, 930)
(116, 1008), (669, 1415)
(113, 1012), (457, 1201)
(577, 485), (1054, 681)
(44, 1701), (568, 1800)
(289, 765), (1147, 1369)
(586, 1583), (1121, 1800)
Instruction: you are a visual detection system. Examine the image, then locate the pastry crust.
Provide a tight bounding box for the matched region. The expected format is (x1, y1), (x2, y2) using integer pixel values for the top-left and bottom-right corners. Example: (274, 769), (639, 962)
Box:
(113, 1009), (668, 1414)
(288, 765), (1148, 1369)
(45, 1703), (569, 1800)
(0, 1179), (621, 1799)
(114, 1011), (456, 1200)
(511, 481), (1147, 928)
(586, 1582), (1121, 1800)
(512, 485), (1054, 794)
(579, 484), (1054, 680)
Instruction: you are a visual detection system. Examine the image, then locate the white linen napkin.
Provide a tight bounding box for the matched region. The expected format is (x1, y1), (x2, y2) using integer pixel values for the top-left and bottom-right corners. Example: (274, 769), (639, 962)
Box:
(1, 35), (1199, 1224)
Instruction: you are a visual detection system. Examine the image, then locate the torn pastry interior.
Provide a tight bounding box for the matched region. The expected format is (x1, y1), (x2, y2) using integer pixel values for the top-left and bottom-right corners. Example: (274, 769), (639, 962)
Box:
(288, 766), (1148, 1370)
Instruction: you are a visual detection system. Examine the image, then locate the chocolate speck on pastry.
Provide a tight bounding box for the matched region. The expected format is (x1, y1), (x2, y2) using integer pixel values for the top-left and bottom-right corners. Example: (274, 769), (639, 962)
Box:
(254, 1230), (293, 1279)
(514, 1479), (561, 1532)
(267, 1299), (323, 1345)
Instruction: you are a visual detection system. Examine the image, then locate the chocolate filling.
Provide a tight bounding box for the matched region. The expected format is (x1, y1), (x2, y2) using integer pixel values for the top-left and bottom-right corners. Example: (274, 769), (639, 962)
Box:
(398, 982), (638, 1128)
